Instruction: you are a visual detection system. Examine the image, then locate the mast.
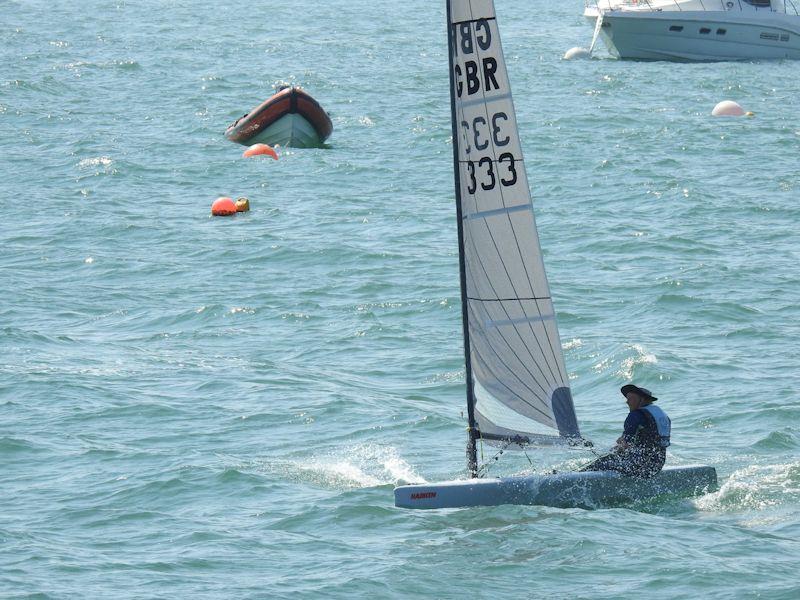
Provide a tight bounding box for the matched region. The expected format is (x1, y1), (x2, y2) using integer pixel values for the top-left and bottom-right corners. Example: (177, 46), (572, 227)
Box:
(446, 0), (479, 479)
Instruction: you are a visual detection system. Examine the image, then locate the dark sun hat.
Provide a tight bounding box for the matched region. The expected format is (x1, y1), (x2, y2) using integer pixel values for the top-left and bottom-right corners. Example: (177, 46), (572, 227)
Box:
(620, 384), (658, 401)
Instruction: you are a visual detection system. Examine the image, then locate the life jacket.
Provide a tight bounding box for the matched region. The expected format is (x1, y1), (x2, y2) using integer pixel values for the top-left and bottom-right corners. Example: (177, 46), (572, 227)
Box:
(636, 405), (671, 448)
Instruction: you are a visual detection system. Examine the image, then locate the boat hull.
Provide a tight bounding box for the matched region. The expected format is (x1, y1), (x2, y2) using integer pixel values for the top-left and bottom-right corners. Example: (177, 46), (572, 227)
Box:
(225, 87), (333, 148)
(598, 11), (800, 60)
(245, 113), (324, 148)
(394, 465), (717, 509)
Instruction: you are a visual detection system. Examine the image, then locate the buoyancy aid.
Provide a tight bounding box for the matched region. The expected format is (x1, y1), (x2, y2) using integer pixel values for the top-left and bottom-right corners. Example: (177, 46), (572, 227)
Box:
(638, 404), (671, 448)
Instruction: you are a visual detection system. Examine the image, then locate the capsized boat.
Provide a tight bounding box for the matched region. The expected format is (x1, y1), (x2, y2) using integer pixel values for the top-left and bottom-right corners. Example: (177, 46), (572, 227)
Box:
(393, 0), (717, 510)
(584, 0), (800, 61)
(225, 86), (333, 148)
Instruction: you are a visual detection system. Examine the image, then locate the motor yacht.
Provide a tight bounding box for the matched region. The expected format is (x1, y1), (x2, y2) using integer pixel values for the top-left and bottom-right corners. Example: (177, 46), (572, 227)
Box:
(584, 0), (800, 60)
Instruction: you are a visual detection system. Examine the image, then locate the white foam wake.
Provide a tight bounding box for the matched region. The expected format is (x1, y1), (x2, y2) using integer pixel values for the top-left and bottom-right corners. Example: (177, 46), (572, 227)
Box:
(276, 444), (427, 490)
(695, 461), (800, 513)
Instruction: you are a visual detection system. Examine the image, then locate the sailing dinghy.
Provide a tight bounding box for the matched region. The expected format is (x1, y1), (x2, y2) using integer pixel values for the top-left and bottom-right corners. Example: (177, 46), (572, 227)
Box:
(394, 0), (717, 510)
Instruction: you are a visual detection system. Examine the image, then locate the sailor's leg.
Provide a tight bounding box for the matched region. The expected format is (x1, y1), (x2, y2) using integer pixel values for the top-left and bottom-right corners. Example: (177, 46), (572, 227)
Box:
(614, 448), (667, 478)
(636, 449), (667, 478)
(578, 453), (624, 472)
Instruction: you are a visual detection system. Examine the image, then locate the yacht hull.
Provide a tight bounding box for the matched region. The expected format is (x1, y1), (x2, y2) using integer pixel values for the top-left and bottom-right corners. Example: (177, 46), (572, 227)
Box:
(394, 465), (717, 509)
(599, 11), (800, 60)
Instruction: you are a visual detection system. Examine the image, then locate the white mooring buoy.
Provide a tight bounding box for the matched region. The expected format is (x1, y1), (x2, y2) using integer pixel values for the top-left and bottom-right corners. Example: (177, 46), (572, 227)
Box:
(564, 46), (591, 60)
(711, 100), (746, 117)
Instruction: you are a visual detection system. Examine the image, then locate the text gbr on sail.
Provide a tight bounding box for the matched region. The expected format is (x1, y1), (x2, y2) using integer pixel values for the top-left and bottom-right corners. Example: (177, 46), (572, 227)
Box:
(452, 19), (499, 98)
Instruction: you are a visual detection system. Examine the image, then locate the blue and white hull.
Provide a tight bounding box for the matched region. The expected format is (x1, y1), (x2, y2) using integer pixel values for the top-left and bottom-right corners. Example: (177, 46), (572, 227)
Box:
(395, 465), (717, 509)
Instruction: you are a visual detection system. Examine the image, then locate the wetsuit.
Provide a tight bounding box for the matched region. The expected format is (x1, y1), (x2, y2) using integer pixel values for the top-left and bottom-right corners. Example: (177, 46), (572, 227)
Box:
(580, 404), (671, 478)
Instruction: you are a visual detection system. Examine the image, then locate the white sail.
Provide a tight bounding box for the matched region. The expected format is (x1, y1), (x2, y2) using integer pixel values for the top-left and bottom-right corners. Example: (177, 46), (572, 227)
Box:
(448, 0), (580, 446)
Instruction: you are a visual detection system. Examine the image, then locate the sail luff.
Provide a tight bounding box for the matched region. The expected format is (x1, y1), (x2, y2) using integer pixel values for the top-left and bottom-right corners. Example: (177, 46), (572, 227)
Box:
(446, 0), (479, 478)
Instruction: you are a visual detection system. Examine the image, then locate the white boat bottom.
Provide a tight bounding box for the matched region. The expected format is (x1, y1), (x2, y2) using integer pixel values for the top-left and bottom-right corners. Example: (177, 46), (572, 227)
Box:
(394, 465), (717, 509)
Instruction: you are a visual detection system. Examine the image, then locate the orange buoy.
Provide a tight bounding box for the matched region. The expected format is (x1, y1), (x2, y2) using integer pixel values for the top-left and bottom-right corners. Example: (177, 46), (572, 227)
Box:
(242, 143), (278, 160)
(211, 197), (237, 216)
(235, 197), (250, 212)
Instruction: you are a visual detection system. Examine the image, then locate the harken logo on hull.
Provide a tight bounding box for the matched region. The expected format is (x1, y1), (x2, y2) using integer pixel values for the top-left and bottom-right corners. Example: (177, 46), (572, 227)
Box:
(410, 492), (437, 500)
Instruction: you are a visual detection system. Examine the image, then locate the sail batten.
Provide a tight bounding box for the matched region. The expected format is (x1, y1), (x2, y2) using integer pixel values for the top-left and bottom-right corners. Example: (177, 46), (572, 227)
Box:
(463, 203), (531, 221)
(485, 313), (556, 328)
(447, 0), (580, 451)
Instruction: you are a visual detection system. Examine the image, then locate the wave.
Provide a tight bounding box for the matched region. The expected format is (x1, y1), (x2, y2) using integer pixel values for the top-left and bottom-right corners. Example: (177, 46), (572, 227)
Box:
(590, 343), (657, 381)
(696, 461), (800, 512)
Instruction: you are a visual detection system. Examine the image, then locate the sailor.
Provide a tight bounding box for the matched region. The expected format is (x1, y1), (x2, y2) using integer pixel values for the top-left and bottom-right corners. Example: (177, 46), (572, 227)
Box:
(580, 384), (671, 478)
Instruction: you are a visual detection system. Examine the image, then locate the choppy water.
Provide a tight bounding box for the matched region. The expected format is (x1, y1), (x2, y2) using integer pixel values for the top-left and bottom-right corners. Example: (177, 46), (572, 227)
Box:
(2, 0), (800, 597)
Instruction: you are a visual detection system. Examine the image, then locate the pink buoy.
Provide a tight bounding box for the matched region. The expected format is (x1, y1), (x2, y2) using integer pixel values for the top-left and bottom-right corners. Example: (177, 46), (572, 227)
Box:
(211, 197), (237, 216)
(711, 100), (746, 117)
(242, 143), (279, 160)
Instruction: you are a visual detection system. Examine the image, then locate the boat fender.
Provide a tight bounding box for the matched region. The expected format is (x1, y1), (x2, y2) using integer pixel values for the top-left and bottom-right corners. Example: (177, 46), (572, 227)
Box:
(211, 197), (237, 216)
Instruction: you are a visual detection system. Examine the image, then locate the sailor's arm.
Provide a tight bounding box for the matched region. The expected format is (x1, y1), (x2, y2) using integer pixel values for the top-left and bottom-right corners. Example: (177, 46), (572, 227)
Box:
(613, 411), (645, 451)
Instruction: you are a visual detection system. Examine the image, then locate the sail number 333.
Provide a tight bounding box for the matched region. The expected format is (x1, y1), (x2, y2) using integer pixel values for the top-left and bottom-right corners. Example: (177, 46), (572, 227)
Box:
(465, 154), (517, 194)
(460, 108), (519, 195)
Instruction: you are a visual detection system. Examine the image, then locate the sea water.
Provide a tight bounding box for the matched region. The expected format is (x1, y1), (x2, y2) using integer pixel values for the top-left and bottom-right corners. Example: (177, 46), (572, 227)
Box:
(2, 0), (799, 597)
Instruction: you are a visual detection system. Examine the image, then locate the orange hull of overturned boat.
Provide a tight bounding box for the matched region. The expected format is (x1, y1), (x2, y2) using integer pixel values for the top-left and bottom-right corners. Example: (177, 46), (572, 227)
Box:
(225, 87), (333, 148)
